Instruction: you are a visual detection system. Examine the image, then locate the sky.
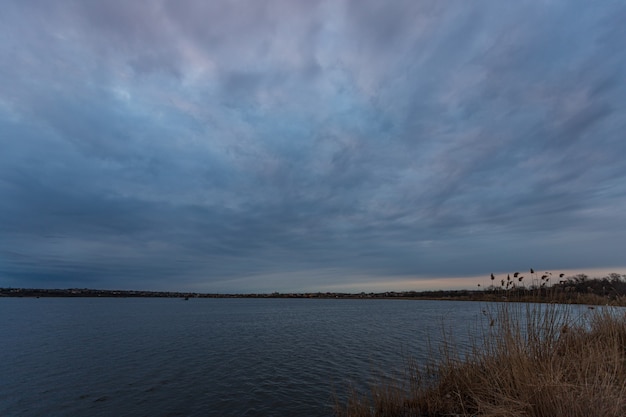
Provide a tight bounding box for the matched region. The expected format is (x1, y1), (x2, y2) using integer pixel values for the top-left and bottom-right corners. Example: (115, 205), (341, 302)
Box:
(1, 0), (625, 293)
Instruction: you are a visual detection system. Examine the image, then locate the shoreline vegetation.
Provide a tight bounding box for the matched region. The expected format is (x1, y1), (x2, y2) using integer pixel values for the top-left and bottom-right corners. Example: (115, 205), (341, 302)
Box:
(335, 304), (626, 417)
(2, 272), (626, 306)
(335, 270), (626, 417)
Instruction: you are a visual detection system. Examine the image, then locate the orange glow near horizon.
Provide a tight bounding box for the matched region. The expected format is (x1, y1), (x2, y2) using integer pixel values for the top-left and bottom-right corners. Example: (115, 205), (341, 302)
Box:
(322, 266), (626, 293)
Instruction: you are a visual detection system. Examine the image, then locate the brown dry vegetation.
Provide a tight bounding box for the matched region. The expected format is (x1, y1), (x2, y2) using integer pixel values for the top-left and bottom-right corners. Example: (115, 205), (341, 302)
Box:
(335, 302), (626, 417)
(477, 273), (626, 306)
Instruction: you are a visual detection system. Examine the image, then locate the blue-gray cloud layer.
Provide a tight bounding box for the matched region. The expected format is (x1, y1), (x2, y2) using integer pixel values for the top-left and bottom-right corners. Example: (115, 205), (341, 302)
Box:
(1, 0), (625, 291)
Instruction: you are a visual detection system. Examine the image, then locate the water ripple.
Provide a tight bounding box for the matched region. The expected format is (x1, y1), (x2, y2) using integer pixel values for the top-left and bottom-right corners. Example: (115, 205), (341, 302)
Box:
(0, 298), (486, 417)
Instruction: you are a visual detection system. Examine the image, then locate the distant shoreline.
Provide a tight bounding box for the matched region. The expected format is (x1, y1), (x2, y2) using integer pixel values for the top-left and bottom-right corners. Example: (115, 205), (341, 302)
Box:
(0, 287), (480, 300)
(3, 281), (626, 306)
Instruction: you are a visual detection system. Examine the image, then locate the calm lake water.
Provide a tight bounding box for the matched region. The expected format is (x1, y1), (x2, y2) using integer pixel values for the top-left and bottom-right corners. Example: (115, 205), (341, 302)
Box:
(0, 298), (488, 417)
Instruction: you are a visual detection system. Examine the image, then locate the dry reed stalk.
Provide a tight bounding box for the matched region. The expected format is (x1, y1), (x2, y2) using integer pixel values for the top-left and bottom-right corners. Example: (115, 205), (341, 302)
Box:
(335, 302), (626, 417)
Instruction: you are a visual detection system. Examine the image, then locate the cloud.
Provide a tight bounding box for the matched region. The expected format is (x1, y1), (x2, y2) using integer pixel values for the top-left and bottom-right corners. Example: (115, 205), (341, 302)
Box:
(1, 0), (625, 291)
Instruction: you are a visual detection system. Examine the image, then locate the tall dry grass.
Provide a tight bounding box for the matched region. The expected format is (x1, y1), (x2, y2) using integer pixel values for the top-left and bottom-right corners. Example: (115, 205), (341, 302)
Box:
(335, 303), (626, 417)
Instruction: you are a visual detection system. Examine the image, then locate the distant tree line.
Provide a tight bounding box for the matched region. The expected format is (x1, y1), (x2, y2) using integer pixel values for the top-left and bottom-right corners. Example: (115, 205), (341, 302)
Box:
(3, 273), (625, 304)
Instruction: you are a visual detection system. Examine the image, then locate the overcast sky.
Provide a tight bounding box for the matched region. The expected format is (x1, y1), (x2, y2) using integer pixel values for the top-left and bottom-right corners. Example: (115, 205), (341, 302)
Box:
(1, 0), (625, 293)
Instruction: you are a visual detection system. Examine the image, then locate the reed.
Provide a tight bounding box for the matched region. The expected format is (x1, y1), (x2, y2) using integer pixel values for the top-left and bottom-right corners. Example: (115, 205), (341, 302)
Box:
(477, 272), (626, 306)
(335, 302), (626, 417)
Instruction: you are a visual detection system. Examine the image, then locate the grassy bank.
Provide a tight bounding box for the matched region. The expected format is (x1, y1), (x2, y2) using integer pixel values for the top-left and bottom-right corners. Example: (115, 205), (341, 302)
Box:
(335, 302), (626, 417)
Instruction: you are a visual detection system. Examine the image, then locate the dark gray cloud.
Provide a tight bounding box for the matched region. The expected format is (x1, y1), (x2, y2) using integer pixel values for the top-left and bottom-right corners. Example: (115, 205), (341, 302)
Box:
(1, 0), (625, 292)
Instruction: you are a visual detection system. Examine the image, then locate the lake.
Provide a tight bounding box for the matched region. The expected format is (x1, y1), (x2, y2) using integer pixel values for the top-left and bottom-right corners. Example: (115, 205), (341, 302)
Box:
(0, 298), (487, 416)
